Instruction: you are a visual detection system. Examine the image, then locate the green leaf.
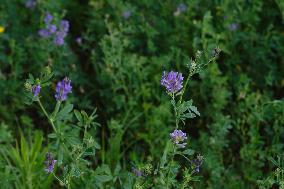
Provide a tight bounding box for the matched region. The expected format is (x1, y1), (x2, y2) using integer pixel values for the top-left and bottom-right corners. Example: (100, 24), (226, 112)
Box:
(56, 104), (73, 121)
(183, 149), (195, 156)
(48, 133), (57, 138)
(94, 141), (101, 149)
(95, 175), (113, 183)
(189, 105), (200, 116)
(74, 109), (83, 123)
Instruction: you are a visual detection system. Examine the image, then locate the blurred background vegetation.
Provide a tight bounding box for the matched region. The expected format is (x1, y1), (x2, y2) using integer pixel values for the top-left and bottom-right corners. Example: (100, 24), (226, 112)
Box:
(0, 0), (284, 188)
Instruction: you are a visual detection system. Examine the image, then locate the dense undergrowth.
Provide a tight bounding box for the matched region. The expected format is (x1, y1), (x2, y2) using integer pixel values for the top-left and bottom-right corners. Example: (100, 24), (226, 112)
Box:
(0, 0), (284, 188)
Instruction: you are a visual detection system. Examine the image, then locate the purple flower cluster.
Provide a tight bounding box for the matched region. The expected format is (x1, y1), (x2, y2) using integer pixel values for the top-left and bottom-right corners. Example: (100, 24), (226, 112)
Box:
(32, 85), (41, 97)
(38, 12), (69, 46)
(170, 129), (187, 148)
(55, 77), (72, 101)
(161, 71), (184, 93)
(25, 0), (36, 8)
(191, 155), (203, 173)
(45, 152), (57, 173)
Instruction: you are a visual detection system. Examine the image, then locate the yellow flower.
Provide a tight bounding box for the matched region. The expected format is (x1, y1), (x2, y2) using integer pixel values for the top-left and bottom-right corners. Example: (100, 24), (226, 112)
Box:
(0, 26), (5, 33)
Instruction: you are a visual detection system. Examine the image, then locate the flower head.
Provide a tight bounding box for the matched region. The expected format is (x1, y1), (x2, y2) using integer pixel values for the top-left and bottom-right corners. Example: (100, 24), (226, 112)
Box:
(177, 3), (187, 12)
(0, 26), (5, 33)
(76, 37), (82, 45)
(32, 85), (41, 97)
(44, 13), (53, 24)
(54, 32), (65, 46)
(60, 20), (69, 33)
(47, 24), (57, 34)
(161, 71), (183, 93)
(191, 155), (203, 173)
(170, 129), (187, 148)
(122, 10), (132, 19)
(38, 29), (50, 38)
(55, 77), (72, 101)
(25, 0), (36, 8)
(228, 23), (238, 31)
(45, 152), (57, 173)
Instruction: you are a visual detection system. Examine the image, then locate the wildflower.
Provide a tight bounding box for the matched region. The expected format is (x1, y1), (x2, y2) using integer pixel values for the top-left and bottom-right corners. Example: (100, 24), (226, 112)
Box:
(228, 23), (238, 31)
(25, 0), (36, 8)
(132, 167), (143, 177)
(55, 77), (72, 101)
(177, 3), (187, 12)
(52, 20), (69, 46)
(76, 37), (82, 45)
(0, 26), (5, 33)
(191, 155), (203, 173)
(44, 12), (53, 24)
(174, 3), (187, 16)
(161, 71), (183, 93)
(60, 20), (69, 33)
(170, 129), (187, 148)
(45, 152), (57, 173)
(38, 12), (69, 46)
(32, 85), (41, 97)
(122, 10), (131, 19)
(47, 24), (57, 34)
(38, 29), (50, 38)
(54, 32), (65, 46)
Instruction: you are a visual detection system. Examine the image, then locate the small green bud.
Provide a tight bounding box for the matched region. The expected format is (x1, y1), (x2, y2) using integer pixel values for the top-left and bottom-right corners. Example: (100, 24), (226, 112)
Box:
(24, 82), (32, 91)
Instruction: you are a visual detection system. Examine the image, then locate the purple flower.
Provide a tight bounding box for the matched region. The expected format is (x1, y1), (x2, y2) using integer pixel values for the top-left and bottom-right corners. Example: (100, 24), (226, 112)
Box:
(228, 23), (238, 31)
(132, 167), (143, 177)
(161, 71), (184, 93)
(47, 24), (57, 34)
(44, 13), (53, 24)
(76, 37), (82, 45)
(54, 32), (65, 46)
(177, 3), (187, 12)
(45, 152), (57, 173)
(122, 10), (131, 19)
(25, 0), (36, 8)
(170, 129), (187, 148)
(55, 77), (72, 101)
(191, 155), (203, 173)
(38, 29), (50, 38)
(32, 85), (41, 97)
(60, 20), (69, 33)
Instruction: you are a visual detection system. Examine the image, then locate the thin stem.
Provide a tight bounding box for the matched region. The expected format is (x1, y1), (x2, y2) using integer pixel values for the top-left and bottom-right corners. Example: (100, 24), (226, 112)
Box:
(38, 99), (49, 119)
(178, 71), (193, 104)
(166, 144), (176, 188)
(52, 172), (65, 186)
(52, 101), (62, 118)
(37, 99), (57, 133)
(101, 125), (105, 164)
(172, 94), (179, 129)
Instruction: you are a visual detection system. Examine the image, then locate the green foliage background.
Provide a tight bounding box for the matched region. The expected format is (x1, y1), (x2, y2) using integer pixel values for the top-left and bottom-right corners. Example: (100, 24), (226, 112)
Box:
(0, 0), (284, 188)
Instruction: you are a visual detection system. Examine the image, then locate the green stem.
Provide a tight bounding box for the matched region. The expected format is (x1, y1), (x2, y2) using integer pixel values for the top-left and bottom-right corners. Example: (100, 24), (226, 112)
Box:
(102, 125), (105, 164)
(52, 101), (62, 118)
(178, 71), (193, 104)
(166, 145), (176, 188)
(172, 94), (179, 129)
(38, 99), (57, 133)
(52, 172), (65, 186)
